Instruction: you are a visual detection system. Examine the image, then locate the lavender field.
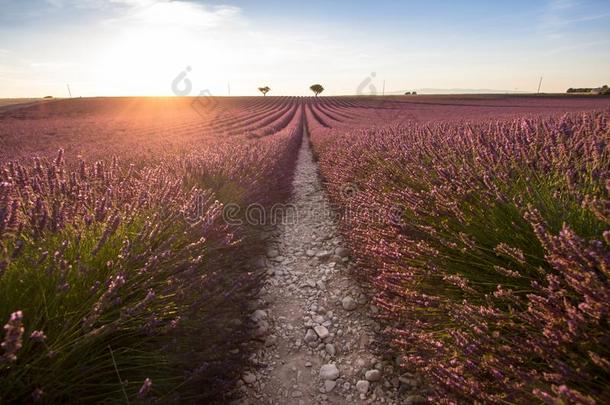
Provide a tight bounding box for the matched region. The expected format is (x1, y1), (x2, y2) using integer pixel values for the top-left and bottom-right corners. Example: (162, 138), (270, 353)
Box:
(1, 95), (609, 403)
(307, 97), (610, 404)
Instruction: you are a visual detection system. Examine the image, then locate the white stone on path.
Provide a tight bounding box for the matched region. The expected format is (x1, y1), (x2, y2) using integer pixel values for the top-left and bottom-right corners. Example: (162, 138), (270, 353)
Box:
(356, 380), (370, 394)
(319, 364), (340, 380)
(341, 296), (357, 311)
(324, 380), (337, 392)
(365, 369), (382, 382)
(251, 309), (267, 322)
(304, 329), (318, 343)
(313, 325), (329, 339)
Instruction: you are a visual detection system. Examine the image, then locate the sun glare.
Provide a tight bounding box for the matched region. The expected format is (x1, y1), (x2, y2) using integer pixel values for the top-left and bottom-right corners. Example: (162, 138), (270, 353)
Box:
(87, 0), (241, 96)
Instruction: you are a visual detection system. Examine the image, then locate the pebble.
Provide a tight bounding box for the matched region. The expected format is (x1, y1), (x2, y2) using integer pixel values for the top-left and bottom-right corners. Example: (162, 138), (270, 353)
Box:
(265, 335), (277, 346)
(267, 249), (279, 258)
(319, 364), (340, 380)
(356, 358), (367, 368)
(334, 247), (349, 258)
(405, 394), (427, 405)
(399, 374), (419, 388)
(356, 380), (370, 394)
(324, 380), (336, 392)
(341, 296), (357, 311)
(316, 250), (332, 259)
(251, 309), (267, 322)
(313, 325), (329, 339)
(242, 372), (257, 384)
(365, 369), (382, 382)
(304, 329), (318, 343)
(303, 279), (316, 288)
(254, 320), (269, 337)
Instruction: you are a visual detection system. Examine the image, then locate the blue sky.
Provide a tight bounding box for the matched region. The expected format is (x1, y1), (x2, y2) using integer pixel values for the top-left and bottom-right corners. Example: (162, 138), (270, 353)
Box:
(0, 0), (609, 97)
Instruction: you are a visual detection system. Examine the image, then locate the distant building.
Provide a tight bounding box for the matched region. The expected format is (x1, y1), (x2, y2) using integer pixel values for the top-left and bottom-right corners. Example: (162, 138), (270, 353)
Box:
(566, 85), (609, 95)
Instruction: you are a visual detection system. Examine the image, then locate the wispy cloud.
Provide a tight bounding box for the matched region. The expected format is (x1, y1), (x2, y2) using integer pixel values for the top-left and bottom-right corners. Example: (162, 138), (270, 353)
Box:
(545, 38), (610, 55)
(30, 61), (73, 69)
(2, 0), (609, 96)
(45, 0), (242, 28)
(115, 1), (241, 29)
(538, 0), (610, 39)
(538, 0), (579, 39)
(565, 11), (610, 23)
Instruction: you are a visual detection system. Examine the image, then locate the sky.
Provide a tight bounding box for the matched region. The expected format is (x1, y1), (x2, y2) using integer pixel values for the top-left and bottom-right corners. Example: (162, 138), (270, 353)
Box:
(0, 0), (609, 97)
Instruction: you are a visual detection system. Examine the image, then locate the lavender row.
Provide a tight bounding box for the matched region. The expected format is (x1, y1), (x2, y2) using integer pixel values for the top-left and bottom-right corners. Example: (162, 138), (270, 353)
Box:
(309, 109), (609, 403)
(0, 103), (303, 402)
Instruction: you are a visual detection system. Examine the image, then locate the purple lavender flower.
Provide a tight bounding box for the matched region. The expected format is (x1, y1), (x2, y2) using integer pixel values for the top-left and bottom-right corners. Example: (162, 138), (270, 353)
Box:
(1, 310), (24, 362)
(31, 388), (44, 402)
(30, 330), (47, 343)
(138, 378), (152, 398)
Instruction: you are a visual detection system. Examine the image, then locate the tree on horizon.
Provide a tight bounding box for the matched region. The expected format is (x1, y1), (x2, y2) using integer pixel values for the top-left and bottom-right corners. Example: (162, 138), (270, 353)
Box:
(310, 84), (324, 97)
(258, 86), (270, 96)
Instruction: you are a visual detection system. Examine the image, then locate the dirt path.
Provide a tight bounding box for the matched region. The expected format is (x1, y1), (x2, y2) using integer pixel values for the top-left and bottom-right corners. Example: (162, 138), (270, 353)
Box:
(236, 130), (423, 404)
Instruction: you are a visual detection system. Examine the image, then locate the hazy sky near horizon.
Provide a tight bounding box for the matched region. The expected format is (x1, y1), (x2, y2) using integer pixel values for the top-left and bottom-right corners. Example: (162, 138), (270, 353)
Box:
(1, 0), (609, 97)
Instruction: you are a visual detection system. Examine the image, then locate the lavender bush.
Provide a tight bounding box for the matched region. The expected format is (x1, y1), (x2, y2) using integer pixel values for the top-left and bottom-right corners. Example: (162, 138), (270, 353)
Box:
(0, 99), (303, 402)
(310, 109), (609, 403)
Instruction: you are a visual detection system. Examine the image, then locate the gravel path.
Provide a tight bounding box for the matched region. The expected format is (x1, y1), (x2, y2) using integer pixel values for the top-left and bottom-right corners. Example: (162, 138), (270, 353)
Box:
(236, 130), (424, 404)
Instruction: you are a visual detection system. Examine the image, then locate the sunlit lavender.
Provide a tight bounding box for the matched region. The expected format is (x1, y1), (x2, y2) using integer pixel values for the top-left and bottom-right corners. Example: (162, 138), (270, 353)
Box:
(309, 105), (609, 403)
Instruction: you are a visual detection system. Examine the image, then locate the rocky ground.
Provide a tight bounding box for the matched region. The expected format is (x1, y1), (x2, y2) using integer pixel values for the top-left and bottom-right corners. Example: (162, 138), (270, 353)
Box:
(235, 135), (427, 404)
